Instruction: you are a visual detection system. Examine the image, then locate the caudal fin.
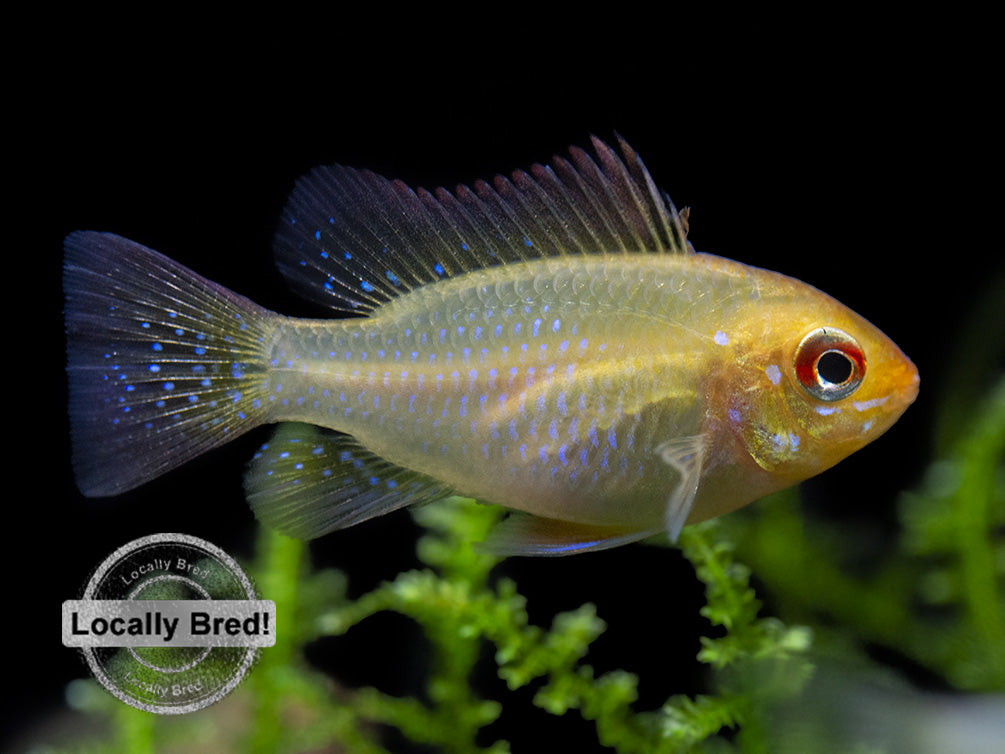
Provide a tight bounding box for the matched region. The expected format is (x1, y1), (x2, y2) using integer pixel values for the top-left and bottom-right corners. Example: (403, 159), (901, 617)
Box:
(64, 232), (276, 496)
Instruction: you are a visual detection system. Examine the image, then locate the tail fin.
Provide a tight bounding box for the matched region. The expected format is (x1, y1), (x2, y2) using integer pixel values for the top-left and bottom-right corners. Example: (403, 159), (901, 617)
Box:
(64, 232), (276, 496)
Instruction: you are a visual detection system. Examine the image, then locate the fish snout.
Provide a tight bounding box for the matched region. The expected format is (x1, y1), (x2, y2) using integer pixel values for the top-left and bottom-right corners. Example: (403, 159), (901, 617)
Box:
(896, 356), (921, 408)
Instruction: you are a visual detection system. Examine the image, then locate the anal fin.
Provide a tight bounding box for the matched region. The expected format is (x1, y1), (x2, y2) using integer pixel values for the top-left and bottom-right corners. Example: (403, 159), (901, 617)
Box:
(245, 423), (452, 540)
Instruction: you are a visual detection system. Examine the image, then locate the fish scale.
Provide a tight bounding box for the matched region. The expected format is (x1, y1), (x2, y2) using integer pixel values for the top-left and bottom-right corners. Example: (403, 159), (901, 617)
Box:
(64, 137), (919, 555)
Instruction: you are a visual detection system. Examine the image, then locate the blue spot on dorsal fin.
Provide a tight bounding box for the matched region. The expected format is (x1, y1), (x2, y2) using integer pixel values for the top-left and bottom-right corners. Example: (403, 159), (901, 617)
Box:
(271, 137), (691, 316)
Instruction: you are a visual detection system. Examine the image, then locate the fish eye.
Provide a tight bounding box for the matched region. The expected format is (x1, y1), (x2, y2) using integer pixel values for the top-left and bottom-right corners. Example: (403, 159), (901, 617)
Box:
(793, 327), (865, 402)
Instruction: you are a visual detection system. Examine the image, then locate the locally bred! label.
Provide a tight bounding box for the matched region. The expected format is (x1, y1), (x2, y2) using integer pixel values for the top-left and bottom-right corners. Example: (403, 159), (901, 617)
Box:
(63, 600), (275, 647)
(62, 533), (276, 714)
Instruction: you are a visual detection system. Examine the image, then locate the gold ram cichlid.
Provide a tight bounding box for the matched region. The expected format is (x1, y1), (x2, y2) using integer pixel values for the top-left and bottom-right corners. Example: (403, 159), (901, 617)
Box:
(64, 137), (919, 555)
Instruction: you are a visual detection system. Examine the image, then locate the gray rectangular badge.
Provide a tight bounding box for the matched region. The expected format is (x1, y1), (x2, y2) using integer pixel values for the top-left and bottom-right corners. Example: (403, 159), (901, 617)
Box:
(62, 600), (277, 647)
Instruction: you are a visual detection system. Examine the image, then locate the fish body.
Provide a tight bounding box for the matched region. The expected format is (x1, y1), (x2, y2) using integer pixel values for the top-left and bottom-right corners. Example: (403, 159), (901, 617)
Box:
(64, 138), (919, 555)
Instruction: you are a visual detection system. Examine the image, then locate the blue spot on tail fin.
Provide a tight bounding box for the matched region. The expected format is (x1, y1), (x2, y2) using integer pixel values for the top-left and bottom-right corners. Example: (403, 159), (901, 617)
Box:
(63, 231), (274, 496)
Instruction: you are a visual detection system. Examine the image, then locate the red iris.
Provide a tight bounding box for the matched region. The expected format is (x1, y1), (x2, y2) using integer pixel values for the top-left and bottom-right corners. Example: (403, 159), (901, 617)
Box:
(793, 328), (865, 401)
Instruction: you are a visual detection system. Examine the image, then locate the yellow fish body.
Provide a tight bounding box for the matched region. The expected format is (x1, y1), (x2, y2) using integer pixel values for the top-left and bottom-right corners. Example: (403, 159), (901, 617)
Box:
(64, 137), (919, 555)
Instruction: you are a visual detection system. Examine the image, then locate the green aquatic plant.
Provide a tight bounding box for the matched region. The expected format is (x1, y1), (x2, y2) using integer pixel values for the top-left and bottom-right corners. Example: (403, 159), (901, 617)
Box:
(305, 499), (813, 754)
(58, 499), (815, 753)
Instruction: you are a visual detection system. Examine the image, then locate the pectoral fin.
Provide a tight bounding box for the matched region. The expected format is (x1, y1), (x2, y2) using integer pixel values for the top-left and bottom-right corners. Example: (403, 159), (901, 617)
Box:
(656, 434), (707, 542)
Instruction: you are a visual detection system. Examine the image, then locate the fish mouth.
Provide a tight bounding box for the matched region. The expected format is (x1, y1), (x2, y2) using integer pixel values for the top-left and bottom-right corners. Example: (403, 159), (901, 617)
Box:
(874, 344), (920, 411)
(872, 359), (919, 427)
(898, 358), (921, 407)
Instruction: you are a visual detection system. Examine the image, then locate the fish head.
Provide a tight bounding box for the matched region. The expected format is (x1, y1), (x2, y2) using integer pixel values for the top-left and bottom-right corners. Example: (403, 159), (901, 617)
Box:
(722, 280), (919, 485)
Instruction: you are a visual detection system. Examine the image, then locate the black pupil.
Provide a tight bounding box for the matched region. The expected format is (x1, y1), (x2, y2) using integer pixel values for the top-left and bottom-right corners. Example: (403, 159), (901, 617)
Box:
(817, 350), (854, 385)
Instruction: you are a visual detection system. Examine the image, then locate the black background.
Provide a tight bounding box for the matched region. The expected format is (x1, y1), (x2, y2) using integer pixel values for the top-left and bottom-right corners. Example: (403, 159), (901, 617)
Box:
(17, 10), (1002, 752)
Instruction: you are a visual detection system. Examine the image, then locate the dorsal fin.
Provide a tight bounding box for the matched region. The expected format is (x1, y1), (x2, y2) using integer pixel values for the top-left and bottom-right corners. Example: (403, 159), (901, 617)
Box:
(274, 136), (691, 315)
